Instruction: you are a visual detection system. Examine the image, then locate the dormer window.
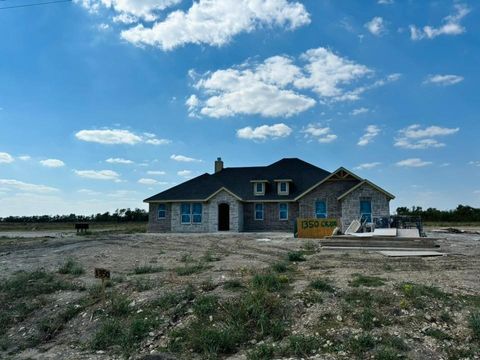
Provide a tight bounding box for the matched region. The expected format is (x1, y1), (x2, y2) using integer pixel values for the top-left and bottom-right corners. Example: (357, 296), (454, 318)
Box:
(275, 179), (292, 195)
(251, 180), (267, 196)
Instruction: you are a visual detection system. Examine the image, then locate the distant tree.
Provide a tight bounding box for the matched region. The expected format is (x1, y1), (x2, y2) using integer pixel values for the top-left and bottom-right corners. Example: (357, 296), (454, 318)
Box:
(395, 204), (480, 222)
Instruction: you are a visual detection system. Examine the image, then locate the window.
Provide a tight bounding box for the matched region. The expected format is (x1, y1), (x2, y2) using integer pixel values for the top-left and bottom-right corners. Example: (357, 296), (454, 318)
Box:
(315, 200), (327, 218)
(278, 181), (289, 195)
(181, 203), (203, 224)
(255, 203), (264, 220)
(279, 203), (288, 220)
(157, 204), (166, 219)
(181, 204), (191, 224)
(254, 182), (265, 195)
(360, 199), (372, 223)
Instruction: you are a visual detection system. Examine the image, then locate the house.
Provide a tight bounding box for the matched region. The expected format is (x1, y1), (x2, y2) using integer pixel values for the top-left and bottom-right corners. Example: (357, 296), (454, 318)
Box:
(144, 158), (395, 233)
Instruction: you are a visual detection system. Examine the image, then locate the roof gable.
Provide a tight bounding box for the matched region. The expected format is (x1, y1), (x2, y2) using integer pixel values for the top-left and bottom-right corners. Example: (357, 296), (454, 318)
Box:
(337, 180), (395, 200)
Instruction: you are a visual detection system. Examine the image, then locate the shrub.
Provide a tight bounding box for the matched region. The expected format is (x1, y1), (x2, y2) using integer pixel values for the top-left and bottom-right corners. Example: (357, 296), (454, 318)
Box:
(287, 251), (306, 262)
(58, 258), (85, 276)
(251, 272), (288, 292)
(348, 333), (375, 354)
(133, 265), (163, 274)
(247, 343), (275, 360)
(309, 278), (335, 293)
(90, 319), (124, 350)
(285, 335), (320, 357)
(469, 311), (480, 340)
(271, 261), (291, 273)
(175, 263), (209, 276)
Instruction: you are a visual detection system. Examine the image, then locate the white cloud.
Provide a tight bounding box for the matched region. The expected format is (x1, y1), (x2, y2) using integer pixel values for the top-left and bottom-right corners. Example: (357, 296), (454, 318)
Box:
(177, 170), (192, 178)
(106, 157), (134, 164)
(74, 169), (121, 181)
(170, 154), (202, 162)
(236, 123), (292, 141)
(138, 178), (159, 185)
(302, 124), (337, 143)
(0, 152), (14, 164)
(365, 17), (385, 36)
(120, 0), (310, 50)
(18, 155), (31, 161)
(40, 159), (65, 168)
(394, 124), (459, 149)
(0, 179), (59, 193)
(396, 158), (432, 167)
(357, 125), (380, 146)
(423, 74), (464, 86)
(378, 0), (393, 4)
(147, 170), (166, 175)
(409, 3), (470, 40)
(469, 161), (480, 167)
(75, 129), (170, 145)
(188, 48), (396, 118)
(354, 162), (381, 170)
(351, 107), (369, 116)
(77, 188), (101, 196)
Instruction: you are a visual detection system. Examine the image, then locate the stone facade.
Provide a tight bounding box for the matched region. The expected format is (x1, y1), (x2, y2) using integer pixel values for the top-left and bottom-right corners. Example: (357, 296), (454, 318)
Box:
(148, 203), (171, 232)
(340, 183), (391, 231)
(243, 202), (299, 232)
(206, 190), (243, 232)
(298, 179), (360, 221)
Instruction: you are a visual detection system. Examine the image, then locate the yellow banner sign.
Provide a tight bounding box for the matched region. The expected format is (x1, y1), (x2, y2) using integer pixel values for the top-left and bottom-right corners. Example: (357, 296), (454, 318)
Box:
(296, 218), (338, 239)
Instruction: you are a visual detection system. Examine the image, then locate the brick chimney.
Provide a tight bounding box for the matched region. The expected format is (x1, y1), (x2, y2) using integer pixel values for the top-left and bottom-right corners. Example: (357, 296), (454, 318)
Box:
(215, 157), (224, 173)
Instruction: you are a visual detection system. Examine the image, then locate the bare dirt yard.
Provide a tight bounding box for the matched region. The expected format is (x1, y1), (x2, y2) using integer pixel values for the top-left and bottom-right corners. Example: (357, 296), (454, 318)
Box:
(0, 226), (479, 360)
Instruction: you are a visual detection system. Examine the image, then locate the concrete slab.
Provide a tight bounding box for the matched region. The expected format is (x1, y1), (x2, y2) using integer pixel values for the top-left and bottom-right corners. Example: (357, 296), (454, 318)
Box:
(398, 229), (420, 238)
(378, 250), (445, 257)
(373, 228), (397, 237)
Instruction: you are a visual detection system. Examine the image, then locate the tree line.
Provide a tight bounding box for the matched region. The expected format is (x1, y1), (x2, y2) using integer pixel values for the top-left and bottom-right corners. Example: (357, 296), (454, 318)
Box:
(396, 205), (480, 222)
(0, 208), (148, 223)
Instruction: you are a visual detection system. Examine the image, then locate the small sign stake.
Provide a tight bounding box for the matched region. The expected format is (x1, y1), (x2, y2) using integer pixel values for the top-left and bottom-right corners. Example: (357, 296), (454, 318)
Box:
(94, 268), (111, 306)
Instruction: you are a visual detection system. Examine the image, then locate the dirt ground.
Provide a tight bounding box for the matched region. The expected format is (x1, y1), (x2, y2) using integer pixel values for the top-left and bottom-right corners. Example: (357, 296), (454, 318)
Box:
(0, 227), (479, 359)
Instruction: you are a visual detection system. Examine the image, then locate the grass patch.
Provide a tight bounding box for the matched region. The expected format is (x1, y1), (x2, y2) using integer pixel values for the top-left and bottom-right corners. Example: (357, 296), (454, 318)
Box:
(193, 295), (219, 318)
(175, 263), (210, 276)
(247, 343), (275, 360)
(309, 278), (335, 293)
(58, 258), (85, 276)
(287, 251), (306, 262)
(132, 277), (154, 292)
(348, 333), (375, 354)
(374, 346), (402, 360)
(424, 328), (451, 341)
(133, 265), (163, 274)
(349, 274), (386, 288)
(251, 272), (289, 292)
(270, 261), (291, 273)
(469, 311), (480, 340)
(301, 241), (318, 254)
(223, 279), (243, 290)
(284, 335), (321, 357)
(203, 250), (221, 262)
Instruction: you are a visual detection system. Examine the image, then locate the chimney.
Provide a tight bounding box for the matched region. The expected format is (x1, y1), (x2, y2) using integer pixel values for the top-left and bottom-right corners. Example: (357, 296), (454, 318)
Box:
(215, 157), (224, 173)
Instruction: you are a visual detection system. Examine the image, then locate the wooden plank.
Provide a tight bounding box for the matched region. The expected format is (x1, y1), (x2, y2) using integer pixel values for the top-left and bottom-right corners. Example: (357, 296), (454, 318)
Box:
(296, 218), (338, 239)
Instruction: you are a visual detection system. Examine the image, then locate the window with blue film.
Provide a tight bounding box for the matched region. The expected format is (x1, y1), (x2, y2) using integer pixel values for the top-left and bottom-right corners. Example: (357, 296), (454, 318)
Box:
(315, 200), (327, 218)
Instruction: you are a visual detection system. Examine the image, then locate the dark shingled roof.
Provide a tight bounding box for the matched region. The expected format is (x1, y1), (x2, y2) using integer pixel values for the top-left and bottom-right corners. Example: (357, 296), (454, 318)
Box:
(144, 158), (332, 202)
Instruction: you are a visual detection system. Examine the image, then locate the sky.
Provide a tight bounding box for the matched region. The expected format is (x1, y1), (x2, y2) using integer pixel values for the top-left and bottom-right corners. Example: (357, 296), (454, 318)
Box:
(0, 0), (479, 216)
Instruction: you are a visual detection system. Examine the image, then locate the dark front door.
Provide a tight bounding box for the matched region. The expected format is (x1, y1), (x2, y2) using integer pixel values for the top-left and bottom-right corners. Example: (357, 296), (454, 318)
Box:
(218, 203), (230, 231)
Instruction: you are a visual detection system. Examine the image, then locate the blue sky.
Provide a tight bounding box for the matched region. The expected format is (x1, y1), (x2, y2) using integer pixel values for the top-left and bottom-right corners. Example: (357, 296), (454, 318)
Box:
(0, 0), (479, 216)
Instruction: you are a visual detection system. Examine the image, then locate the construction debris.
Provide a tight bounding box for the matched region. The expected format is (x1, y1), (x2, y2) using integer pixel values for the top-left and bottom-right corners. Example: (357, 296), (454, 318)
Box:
(378, 250), (445, 257)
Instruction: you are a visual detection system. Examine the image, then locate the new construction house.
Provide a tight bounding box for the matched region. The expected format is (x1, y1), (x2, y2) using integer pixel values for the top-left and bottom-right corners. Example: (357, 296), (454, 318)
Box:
(144, 158), (395, 233)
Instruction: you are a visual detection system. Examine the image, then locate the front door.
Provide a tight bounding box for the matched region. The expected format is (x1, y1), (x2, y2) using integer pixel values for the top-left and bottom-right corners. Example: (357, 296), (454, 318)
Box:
(218, 203), (230, 231)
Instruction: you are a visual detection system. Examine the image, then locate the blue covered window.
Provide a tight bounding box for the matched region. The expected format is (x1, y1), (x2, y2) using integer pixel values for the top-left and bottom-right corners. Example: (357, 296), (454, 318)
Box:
(280, 182), (287, 192)
(360, 199), (372, 223)
(255, 203), (264, 220)
(181, 204), (191, 224)
(157, 204), (166, 219)
(181, 203), (203, 224)
(315, 200), (327, 218)
(279, 203), (288, 220)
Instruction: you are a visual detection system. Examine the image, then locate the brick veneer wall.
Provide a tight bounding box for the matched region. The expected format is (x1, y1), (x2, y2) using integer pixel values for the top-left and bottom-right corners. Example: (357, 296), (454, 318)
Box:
(243, 202), (299, 231)
(147, 203), (171, 232)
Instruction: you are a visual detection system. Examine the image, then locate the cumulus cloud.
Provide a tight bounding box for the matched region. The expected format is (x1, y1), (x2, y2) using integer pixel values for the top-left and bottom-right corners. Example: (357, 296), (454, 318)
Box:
(423, 74), (464, 86)
(119, 0), (310, 50)
(75, 129), (170, 145)
(354, 162), (381, 170)
(147, 170), (166, 175)
(409, 3), (470, 40)
(138, 178), (159, 185)
(170, 154), (202, 162)
(365, 17), (385, 36)
(0, 179), (59, 193)
(358, 125), (380, 146)
(351, 107), (369, 116)
(74, 169), (121, 181)
(18, 155), (31, 161)
(40, 159), (65, 168)
(394, 124), (459, 149)
(301, 124), (337, 143)
(0, 152), (14, 164)
(188, 48), (397, 118)
(378, 0), (393, 4)
(236, 123), (292, 141)
(177, 170), (192, 178)
(396, 158), (432, 167)
(468, 161), (480, 167)
(106, 158), (134, 164)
